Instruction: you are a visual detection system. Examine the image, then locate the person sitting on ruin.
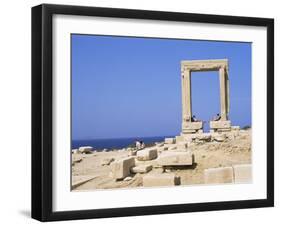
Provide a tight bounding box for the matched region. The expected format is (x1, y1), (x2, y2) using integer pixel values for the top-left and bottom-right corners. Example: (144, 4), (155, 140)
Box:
(135, 140), (141, 150)
(191, 115), (198, 122)
(140, 140), (145, 149)
(135, 140), (145, 150)
(212, 113), (221, 121)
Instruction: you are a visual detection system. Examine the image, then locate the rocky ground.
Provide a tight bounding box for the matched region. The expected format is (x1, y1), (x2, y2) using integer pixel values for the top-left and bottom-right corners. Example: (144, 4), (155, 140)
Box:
(72, 129), (251, 191)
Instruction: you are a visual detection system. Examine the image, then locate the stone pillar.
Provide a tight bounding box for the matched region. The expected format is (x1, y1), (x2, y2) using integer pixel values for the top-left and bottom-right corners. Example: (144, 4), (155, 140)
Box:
(182, 68), (192, 124)
(219, 67), (227, 120)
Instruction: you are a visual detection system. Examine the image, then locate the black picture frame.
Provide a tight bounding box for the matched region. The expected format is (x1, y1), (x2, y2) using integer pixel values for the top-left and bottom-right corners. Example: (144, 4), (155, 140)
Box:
(32, 3), (274, 222)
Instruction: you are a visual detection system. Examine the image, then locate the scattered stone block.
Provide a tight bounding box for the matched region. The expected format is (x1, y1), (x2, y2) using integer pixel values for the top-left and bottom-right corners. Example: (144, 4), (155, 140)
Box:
(131, 165), (152, 174)
(143, 174), (180, 187)
(101, 157), (114, 166)
(111, 157), (135, 180)
(213, 134), (227, 142)
(78, 146), (93, 154)
(165, 138), (175, 144)
(204, 167), (234, 184)
(233, 164), (252, 183)
(137, 148), (158, 161)
(157, 151), (193, 166)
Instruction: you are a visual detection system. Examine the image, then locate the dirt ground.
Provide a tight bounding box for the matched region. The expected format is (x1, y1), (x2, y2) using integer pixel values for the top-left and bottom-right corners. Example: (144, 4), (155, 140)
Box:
(72, 129), (251, 191)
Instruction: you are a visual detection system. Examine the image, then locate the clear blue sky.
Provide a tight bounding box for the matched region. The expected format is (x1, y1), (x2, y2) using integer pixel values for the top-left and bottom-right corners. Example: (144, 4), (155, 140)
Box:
(72, 34), (251, 140)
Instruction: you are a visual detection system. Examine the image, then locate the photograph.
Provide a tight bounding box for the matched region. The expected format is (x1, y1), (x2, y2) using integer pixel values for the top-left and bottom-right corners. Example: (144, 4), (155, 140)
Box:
(71, 34), (252, 190)
(30, 3), (274, 221)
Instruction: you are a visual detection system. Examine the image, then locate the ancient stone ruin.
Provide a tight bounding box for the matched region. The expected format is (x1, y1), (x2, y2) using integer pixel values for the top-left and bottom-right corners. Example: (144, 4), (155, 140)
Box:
(181, 59), (231, 134)
(72, 59), (252, 190)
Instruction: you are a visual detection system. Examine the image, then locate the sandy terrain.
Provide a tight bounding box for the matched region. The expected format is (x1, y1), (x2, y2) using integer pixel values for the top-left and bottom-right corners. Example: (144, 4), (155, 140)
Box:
(72, 129), (251, 190)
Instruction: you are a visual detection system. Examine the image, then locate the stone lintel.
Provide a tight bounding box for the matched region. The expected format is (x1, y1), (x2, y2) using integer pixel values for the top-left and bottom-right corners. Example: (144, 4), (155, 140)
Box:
(181, 59), (228, 71)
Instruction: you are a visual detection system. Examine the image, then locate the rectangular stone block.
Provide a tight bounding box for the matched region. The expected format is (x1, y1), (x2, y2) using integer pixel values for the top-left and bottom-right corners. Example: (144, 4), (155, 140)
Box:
(137, 148), (158, 161)
(185, 121), (203, 130)
(131, 165), (152, 174)
(164, 138), (175, 144)
(143, 174), (180, 187)
(157, 151), (193, 166)
(233, 164), (252, 183)
(111, 157), (135, 180)
(78, 146), (93, 154)
(204, 167), (234, 184)
(210, 120), (231, 129)
(175, 135), (185, 143)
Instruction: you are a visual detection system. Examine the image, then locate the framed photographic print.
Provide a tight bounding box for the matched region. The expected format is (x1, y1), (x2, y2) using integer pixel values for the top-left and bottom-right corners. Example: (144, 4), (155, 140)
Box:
(32, 4), (274, 221)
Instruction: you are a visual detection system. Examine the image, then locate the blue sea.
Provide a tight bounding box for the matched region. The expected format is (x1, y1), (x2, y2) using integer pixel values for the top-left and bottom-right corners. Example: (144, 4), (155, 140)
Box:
(72, 136), (173, 150)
